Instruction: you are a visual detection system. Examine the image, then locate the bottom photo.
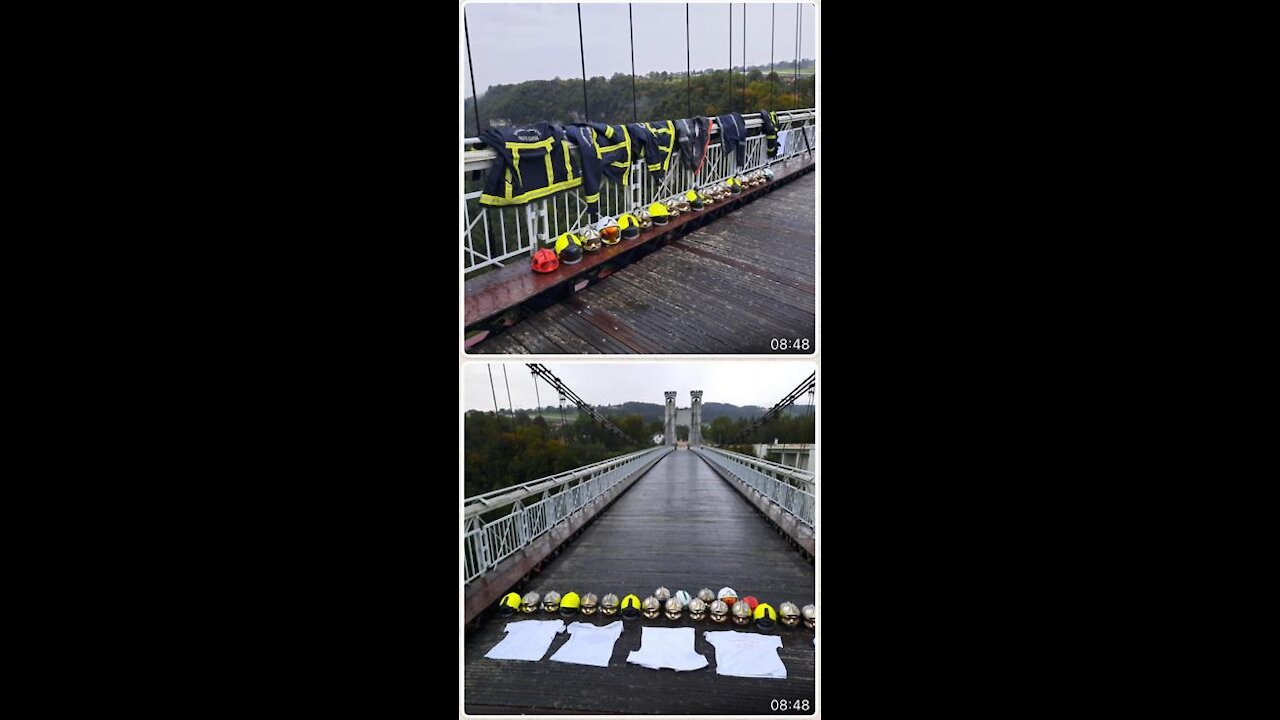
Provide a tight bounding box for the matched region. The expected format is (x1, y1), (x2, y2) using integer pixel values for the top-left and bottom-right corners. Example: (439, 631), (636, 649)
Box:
(461, 361), (817, 716)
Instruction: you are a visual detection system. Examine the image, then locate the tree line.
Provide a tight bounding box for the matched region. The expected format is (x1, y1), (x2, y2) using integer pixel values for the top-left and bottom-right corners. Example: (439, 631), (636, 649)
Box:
(465, 63), (815, 136)
(465, 407), (814, 499)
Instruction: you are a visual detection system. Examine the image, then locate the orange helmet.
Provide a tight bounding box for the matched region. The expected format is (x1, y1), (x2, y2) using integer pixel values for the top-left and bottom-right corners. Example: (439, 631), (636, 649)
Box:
(531, 248), (559, 273)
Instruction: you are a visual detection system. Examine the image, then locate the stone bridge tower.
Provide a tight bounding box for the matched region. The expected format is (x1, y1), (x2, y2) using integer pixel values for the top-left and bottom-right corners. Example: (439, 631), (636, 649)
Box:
(664, 391), (677, 446)
(689, 391), (704, 445)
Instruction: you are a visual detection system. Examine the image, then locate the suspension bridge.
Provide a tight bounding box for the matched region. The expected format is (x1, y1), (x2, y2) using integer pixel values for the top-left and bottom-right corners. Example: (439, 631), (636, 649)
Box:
(463, 368), (817, 714)
(463, 3), (817, 354)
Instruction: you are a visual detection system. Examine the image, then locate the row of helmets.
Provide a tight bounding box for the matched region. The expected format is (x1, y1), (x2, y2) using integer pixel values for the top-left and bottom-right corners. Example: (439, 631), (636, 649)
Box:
(530, 169), (776, 273)
(497, 585), (814, 630)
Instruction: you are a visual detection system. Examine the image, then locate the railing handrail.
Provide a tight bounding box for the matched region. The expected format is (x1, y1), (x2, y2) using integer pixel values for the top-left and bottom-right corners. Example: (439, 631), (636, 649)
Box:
(464, 446), (664, 518)
(701, 446), (815, 484)
(694, 446), (815, 529)
(463, 108), (815, 172)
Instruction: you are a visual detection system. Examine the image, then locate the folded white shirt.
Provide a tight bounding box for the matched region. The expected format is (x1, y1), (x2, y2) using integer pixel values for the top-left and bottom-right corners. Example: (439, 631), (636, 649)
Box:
(705, 630), (787, 679)
(550, 621), (624, 667)
(626, 626), (708, 671)
(484, 619), (565, 662)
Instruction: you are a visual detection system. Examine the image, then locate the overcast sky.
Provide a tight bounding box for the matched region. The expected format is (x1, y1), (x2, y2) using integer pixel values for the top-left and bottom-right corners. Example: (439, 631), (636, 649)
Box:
(464, 361), (816, 410)
(464, 1), (816, 98)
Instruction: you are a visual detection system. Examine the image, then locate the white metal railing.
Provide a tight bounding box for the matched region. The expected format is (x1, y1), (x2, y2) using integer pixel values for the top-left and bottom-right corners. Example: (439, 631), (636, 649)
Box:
(463, 109), (817, 275)
(695, 446), (815, 528)
(464, 446), (669, 584)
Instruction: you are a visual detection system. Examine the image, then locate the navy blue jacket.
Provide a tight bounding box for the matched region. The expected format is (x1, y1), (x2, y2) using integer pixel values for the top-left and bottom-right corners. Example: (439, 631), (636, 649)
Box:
(564, 123), (634, 217)
(477, 122), (580, 206)
(716, 112), (748, 170)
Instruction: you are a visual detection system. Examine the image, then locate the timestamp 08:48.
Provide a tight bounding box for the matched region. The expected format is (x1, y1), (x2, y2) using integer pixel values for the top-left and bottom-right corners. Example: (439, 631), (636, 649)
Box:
(770, 698), (811, 712)
(769, 338), (811, 351)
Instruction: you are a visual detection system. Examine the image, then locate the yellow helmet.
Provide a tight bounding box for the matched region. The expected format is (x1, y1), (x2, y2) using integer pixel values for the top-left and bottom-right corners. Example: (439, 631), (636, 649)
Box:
(617, 213), (642, 240)
(498, 591), (521, 617)
(620, 593), (643, 619)
(646, 202), (670, 225)
(560, 591), (581, 617)
(553, 233), (584, 265)
(753, 602), (777, 629)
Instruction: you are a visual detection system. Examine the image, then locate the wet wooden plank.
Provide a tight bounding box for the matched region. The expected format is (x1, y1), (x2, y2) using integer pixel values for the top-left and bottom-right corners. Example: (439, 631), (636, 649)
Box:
(464, 450), (816, 715)
(471, 171), (816, 354)
(464, 158), (814, 327)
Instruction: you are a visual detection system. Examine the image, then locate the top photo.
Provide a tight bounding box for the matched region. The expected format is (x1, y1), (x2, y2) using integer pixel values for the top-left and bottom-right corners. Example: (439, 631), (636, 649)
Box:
(462, 1), (817, 355)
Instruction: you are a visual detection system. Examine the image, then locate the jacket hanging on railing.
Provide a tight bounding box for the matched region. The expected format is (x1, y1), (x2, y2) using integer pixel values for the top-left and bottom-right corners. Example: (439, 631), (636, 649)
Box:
(715, 112), (748, 170)
(627, 120), (677, 180)
(674, 117), (713, 175)
(564, 122), (634, 217)
(477, 122), (581, 206)
(758, 110), (780, 158)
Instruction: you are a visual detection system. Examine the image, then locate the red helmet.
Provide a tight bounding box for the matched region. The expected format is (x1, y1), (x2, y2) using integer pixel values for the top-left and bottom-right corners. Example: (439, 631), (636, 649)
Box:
(531, 248), (559, 273)
(741, 596), (760, 611)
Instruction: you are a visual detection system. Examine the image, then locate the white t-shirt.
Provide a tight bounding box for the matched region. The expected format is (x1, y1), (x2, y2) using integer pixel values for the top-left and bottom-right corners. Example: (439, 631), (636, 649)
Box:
(484, 619), (565, 662)
(549, 621), (624, 667)
(627, 626), (708, 671)
(705, 630), (787, 679)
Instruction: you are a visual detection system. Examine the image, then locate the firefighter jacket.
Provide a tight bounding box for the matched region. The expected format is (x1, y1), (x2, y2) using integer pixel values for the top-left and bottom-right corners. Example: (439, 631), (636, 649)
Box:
(758, 110), (780, 157)
(564, 122), (634, 216)
(628, 120), (677, 181)
(674, 116), (713, 174)
(716, 112), (748, 170)
(477, 122), (581, 206)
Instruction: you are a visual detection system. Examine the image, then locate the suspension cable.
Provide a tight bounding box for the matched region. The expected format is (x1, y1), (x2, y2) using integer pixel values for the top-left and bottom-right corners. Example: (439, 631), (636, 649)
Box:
(798, 3), (804, 107)
(793, 3), (800, 109)
(503, 364), (514, 417)
(686, 4), (691, 116)
(578, 3), (589, 122)
(742, 3), (747, 112)
(488, 364), (499, 414)
(770, 3), (775, 110)
(532, 368), (543, 420)
(629, 3), (637, 122)
(464, 9), (482, 133)
(728, 5), (732, 110)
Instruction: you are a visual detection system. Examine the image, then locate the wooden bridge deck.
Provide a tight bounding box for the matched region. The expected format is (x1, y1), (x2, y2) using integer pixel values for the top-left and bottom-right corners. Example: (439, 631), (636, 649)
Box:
(463, 449), (816, 715)
(471, 172), (816, 354)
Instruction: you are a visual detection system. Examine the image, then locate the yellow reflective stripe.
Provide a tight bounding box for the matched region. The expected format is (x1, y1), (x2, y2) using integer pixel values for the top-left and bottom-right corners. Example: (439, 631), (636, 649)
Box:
(585, 192), (600, 203)
(511, 148), (523, 187)
(563, 141), (574, 178)
(481, 177), (584, 206)
(544, 151), (553, 185)
(622, 126), (632, 184)
(604, 125), (614, 139)
(506, 138), (554, 151)
(597, 141), (627, 153)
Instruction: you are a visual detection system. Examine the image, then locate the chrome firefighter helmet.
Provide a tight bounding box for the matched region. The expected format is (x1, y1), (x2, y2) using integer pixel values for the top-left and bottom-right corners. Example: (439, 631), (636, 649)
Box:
(687, 597), (708, 620)
(710, 600), (730, 623)
(762, 167), (775, 181)
(521, 591), (540, 613)
(595, 217), (621, 246)
(601, 593), (620, 616)
(802, 604), (816, 629)
(542, 591), (562, 613)
(654, 587), (671, 605)
(579, 228), (603, 253)
(637, 209), (654, 229)
(665, 595), (684, 620)
(581, 592), (599, 615)
(717, 587), (739, 606)
(670, 195), (691, 214)
(697, 588), (716, 604)
(731, 599), (752, 625)
(665, 198), (682, 218)
(642, 596), (661, 619)
(779, 602), (801, 628)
